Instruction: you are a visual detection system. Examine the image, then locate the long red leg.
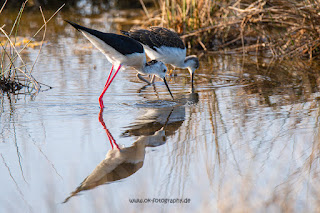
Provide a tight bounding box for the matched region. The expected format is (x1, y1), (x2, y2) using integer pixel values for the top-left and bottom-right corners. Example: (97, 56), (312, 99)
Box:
(99, 65), (114, 108)
(104, 64), (114, 89)
(98, 64), (122, 108)
(103, 64), (122, 92)
(98, 109), (120, 150)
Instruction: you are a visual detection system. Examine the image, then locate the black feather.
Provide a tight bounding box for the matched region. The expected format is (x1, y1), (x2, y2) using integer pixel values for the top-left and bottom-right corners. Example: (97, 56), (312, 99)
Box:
(121, 27), (185, 51)
(65, 20), (144, 55)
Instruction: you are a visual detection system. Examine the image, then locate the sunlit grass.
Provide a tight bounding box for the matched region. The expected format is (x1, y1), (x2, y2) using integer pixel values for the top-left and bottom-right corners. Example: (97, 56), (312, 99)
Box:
(139, 0), (320, 60)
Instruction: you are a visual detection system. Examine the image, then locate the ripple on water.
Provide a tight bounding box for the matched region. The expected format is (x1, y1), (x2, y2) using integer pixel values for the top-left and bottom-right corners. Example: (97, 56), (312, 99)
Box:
(132, 99), (177, 108)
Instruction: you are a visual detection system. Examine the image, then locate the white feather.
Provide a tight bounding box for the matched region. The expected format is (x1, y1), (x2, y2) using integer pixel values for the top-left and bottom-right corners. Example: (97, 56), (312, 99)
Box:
(143, 45), (187, 67)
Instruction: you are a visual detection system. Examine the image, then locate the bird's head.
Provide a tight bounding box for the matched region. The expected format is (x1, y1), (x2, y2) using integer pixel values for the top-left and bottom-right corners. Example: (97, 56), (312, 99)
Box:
(145, 60), (174, 100)
(184, 55), (199, 85)
(146, 60), (167, 79)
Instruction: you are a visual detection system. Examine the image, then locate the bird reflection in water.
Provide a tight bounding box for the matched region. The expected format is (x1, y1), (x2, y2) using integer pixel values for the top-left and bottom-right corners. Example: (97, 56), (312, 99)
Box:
(63, 89), (198, 203)
(63, 109), (168, 203)
(124, 88), (198, 137)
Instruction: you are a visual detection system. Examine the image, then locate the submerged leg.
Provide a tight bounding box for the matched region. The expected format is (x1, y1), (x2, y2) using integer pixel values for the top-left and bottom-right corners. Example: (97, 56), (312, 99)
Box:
(168, 65), (176, 76)
(137, 73), (151, 84)
(150, 75), (156, 84)
(98, 64), (122, 108)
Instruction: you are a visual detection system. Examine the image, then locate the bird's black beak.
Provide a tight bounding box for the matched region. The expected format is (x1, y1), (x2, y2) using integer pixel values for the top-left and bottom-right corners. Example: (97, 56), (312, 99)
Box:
(163, 77), (174, 100)
(191, 72), (195, 87)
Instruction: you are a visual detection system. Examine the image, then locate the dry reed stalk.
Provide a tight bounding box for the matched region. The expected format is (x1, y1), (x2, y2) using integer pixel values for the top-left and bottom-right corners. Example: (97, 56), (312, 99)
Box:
(0, 0), (64, 92)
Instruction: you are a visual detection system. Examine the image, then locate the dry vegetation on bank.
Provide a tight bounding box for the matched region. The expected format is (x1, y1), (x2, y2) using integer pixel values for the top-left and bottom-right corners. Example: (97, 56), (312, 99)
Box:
(140, 0), (320, 60)
(0, 0), (63, 93)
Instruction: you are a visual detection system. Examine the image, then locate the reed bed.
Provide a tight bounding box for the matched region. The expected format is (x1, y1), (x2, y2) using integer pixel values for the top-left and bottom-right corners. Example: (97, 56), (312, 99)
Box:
(140, 0), (320, 60)
(0, 0), (63, 93)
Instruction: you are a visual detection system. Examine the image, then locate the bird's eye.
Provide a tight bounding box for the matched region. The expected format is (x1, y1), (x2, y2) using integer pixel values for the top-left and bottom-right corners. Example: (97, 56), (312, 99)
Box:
(163, 69), (166, 72)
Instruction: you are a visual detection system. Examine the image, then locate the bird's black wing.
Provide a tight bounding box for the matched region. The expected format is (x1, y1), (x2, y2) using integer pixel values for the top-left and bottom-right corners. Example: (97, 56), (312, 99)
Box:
(121, 29), (157, 50)
(121, 27), (185, 51)
(66, 20), (144, 55)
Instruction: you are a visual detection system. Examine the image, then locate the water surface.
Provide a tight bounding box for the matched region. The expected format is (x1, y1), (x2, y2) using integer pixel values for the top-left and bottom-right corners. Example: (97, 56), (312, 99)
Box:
(1, 11), (320, 213)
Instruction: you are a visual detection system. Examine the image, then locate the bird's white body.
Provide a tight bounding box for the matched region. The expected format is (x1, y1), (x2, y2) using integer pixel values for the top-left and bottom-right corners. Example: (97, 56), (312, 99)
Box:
(121, 27), (199, 85)
(143, 45), (187, 68)
(80, 31), (171, 80)
(81, 31), (147, 71)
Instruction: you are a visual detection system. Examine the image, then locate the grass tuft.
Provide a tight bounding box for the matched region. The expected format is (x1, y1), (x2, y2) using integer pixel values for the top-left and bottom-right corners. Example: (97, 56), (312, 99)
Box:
(0, 0), (64, 93)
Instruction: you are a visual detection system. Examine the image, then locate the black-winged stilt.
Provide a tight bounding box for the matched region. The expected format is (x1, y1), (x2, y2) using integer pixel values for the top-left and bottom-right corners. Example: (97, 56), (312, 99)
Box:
(65, 21), (174, 108)
(121, 27), (199, 85)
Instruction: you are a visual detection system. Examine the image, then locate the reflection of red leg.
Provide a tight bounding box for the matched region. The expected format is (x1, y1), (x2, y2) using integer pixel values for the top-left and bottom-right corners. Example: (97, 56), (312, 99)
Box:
(99, 65), (114, 108)
(98, 64), (122, 109)
(98, 109), (120, 150)
(105, 128), (120, 150)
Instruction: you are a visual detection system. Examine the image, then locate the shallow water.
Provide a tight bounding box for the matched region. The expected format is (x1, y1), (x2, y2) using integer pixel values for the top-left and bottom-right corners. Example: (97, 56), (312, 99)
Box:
(1, 11), (320, 213)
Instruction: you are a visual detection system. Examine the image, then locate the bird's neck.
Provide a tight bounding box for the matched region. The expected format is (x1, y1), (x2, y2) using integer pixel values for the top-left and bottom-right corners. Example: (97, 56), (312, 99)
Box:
(181, 58), (192, 69)
(132, 58), (154, 75)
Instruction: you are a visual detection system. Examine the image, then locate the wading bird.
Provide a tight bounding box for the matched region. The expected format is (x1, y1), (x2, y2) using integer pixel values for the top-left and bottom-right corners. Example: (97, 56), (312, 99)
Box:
(65, 21), (174, 108)
(121, 27), (199, 85)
